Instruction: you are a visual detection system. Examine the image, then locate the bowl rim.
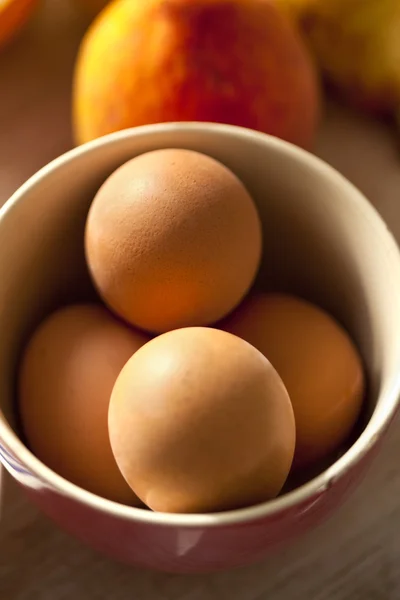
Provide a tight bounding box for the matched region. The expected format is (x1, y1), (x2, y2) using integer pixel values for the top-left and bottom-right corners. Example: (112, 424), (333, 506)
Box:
(1, 121), (400, 528)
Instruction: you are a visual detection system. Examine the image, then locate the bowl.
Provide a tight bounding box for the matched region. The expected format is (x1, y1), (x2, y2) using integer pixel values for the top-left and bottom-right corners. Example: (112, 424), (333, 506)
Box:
(1, 122), (400, 574)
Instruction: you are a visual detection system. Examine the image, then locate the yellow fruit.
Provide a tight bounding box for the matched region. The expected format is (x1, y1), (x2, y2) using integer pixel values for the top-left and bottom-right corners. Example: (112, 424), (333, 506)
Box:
(279, 0), (400, 115)
(0, 0), (38, 49)
(72, 0), (321, 149)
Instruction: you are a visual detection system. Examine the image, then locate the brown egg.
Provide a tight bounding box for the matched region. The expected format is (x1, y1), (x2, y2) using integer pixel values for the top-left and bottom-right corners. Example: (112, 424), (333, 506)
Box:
(19, 303), (149, 505)
(222, 293), (365, 468)
(85, 148), (262, 334)
(108, 326), (295, 514)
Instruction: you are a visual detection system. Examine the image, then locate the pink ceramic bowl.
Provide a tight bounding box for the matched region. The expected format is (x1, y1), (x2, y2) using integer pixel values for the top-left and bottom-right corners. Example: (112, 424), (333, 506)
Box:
(1, 123), (400, 574)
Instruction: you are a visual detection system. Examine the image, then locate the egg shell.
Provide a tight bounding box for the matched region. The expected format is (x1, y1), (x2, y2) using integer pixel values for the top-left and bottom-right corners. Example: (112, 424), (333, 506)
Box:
(85, 148), (262, 333)
(18, 303), (149, 505)
(108, 326), (295, 514)
(221, 293), (365, 468)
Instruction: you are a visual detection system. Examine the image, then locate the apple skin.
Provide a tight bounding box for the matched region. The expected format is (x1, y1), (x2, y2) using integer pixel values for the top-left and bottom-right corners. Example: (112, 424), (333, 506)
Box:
(72, 0), (321, 149)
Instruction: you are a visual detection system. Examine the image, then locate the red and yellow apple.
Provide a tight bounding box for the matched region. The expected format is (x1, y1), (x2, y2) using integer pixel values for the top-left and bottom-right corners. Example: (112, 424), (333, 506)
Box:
(72, 0), (321, 149)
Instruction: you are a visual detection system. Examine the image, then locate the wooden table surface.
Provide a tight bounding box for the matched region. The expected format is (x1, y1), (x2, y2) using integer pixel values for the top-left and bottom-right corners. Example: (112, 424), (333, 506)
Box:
(2, 2), (400, 598)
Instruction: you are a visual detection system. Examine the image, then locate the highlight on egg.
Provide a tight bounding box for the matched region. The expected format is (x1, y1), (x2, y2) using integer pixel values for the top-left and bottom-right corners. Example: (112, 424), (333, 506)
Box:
(85, 148), (262, 334)
(108, 326), (296, 514)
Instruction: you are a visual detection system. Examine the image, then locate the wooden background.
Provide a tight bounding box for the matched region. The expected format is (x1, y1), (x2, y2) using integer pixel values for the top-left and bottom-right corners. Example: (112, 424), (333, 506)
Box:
(2, 2), (400, 598)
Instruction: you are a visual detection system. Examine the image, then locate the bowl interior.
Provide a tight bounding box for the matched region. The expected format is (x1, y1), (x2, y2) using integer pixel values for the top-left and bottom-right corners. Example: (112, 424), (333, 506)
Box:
(1, 123), (400, 505)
